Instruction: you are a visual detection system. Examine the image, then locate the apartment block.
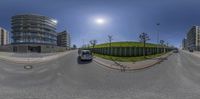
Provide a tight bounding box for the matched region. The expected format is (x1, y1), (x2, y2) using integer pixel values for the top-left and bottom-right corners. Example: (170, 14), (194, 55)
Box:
(0, 27), (9, 45)
(182, 38), (187, 50)
(187, 26), (200, 51)
(11, 14), (58, 52)
(57, 30), (71, 50)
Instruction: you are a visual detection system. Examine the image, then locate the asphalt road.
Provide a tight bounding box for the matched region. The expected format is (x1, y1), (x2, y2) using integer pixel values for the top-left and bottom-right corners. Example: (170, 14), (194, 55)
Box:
(0, 50), (200, 99)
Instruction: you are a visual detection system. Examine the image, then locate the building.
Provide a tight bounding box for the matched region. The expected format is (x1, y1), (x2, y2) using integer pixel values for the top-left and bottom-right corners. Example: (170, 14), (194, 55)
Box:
(182, 38), (187, 50)
(57, 30), (71, 50)
(0, 27), (9, 45)
(11, 14), (60, 53)
(187, 26), (200, 51)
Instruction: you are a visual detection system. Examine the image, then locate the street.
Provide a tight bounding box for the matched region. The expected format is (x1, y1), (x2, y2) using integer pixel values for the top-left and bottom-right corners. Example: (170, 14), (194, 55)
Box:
(0, 50), (199, 99)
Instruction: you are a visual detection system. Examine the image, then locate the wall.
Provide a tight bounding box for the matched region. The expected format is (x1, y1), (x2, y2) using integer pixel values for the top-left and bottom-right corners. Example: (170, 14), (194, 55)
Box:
(0, 44), (67, 53)
(0, 45), (13, 52)
(90, 47), (172, 57)
(41, 45), (66, 53)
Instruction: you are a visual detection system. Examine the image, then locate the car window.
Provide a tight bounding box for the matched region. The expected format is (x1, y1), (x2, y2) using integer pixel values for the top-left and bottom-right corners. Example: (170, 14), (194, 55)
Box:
(82, 51), (91, 55)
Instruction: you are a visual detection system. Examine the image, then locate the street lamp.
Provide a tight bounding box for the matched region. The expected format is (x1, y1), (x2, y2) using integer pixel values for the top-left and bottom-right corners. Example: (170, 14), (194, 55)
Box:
(156, 23), (160, 53)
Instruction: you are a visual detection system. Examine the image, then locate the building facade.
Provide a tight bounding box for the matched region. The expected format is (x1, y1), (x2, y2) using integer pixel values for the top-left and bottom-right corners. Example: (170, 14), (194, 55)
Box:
(11, 14), (58, 52)
(57, 30), (71, 50)
(187, 26), (200, 51)
(0, 27), (9, 46)
(182, 38), (187, 50)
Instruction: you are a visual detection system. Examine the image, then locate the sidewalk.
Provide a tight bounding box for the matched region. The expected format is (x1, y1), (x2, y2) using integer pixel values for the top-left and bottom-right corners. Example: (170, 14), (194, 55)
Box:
(181, 50), (200, 58)
(93, 52), (173, 71)
(0, 50), (75, 64)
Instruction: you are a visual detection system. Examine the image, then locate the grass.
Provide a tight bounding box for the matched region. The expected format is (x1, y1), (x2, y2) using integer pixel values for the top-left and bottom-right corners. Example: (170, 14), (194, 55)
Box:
(93, 53), (166, 62)
(94, 41), (162, 48)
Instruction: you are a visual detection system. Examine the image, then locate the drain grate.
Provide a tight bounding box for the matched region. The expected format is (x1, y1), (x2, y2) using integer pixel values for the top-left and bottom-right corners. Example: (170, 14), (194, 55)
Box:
(24, 65), (33, 70)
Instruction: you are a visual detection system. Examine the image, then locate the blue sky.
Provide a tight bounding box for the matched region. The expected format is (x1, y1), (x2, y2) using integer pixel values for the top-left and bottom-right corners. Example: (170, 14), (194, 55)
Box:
(0, 0), (199, 47)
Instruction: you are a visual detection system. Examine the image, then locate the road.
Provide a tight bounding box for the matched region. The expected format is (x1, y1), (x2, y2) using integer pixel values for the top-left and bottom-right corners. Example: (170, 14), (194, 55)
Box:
(0, 50), (199, 99)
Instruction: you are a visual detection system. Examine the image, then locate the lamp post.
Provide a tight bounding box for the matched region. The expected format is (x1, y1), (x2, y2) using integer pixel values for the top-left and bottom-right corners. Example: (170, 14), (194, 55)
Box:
(156, 23), (160, 54)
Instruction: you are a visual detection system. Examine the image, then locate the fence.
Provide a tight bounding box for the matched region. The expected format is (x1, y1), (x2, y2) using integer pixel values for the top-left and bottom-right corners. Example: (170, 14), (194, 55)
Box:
(89, 47), (172, 57)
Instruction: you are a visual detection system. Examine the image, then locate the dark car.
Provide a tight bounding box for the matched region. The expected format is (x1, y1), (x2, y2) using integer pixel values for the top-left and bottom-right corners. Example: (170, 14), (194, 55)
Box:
(189, 49), (193, 52)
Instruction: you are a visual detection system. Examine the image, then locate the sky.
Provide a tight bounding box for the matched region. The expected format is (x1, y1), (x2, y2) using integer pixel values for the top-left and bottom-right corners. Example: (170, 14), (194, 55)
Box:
(0, 0), (200, 47)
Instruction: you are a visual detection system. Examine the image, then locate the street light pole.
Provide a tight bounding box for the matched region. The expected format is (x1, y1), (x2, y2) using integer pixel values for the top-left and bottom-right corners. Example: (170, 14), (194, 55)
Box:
(156, 23), (160, 54)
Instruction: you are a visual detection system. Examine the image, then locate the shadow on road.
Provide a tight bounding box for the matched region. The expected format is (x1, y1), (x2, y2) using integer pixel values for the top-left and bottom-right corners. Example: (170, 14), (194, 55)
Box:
(77, 56), (92, 64)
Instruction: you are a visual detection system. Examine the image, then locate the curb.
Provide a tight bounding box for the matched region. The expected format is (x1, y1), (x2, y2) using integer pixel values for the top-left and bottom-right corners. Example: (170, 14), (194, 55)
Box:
(93, 52), (173, 71)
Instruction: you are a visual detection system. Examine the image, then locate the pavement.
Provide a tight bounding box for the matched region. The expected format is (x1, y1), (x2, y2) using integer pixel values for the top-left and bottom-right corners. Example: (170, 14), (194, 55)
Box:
(0, 50), (75, 64)
(93, 52), (172, 71)
(181, 50), (200, 58)
(0, 50), (200, 99)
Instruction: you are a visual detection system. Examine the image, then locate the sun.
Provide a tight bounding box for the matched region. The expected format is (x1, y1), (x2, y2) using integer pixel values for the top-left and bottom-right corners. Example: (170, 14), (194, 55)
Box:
(95, 18), (105, 25)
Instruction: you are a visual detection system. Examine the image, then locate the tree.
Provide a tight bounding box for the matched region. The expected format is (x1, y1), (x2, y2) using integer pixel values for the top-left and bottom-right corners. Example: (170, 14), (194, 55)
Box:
(108, 35), (113, 55)
(139, 32), (150, 57)
(166, 42), (169, 47)
(160, 40), (165, 53)
(86, 44), (90, 48)
(72, 44), (77, 49)
(89, 40), (97, 53)
(160, 40), (165, 46)
(89, 40), (97, 49)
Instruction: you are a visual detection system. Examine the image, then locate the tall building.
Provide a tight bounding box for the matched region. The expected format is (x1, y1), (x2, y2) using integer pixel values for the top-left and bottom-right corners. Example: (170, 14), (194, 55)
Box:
(187, 26), (200, 51)
(11, 14), (58, 52)
(182, 38), (187, 50)
(0, 27), (9, 45)
(57, 30), (71, 50)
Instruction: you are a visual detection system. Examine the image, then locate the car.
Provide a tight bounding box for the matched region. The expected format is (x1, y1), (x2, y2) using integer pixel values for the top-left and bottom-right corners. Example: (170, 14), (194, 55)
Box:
(173, 48), (179, 53)
(79, 50), (93, 61)
(189, 49), (193, 52)
(173, 50), (178, 53)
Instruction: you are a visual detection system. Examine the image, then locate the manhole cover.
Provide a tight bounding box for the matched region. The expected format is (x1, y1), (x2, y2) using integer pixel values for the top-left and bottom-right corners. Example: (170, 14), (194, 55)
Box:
(24, 65), (33, 70)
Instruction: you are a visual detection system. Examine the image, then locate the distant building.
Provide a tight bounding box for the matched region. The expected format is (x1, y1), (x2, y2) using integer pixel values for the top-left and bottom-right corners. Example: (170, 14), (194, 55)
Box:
(57, 30), (71, 50)
(182, 38), (187, 50)
(0, 27), (9, 45)
(11, 14), (59, 53)
(187, 26), (200, 51)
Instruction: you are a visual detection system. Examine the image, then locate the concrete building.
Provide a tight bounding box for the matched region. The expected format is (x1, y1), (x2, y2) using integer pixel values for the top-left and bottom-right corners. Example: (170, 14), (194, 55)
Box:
(0, 27), (9, 45)
(11, 14), (64, 53)
(187, 26), (200, 51)
(182, 38), (187, 50)
(57, 30), (71, 50)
